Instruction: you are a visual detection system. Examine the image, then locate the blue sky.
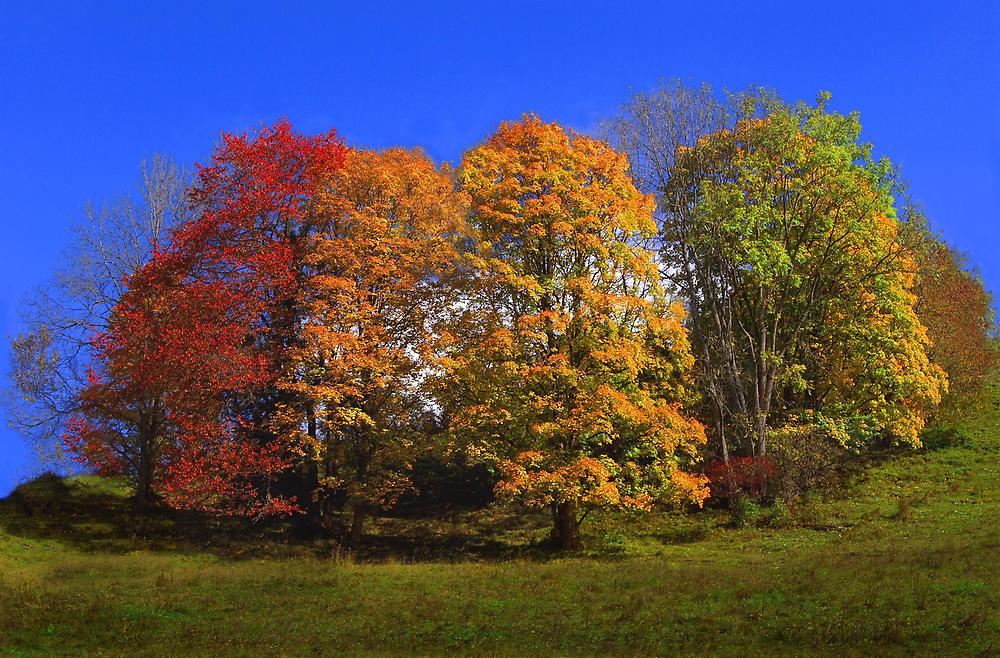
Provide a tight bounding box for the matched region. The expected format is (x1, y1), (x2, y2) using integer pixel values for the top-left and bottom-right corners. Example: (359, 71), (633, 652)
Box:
(1, 0), (997, 495)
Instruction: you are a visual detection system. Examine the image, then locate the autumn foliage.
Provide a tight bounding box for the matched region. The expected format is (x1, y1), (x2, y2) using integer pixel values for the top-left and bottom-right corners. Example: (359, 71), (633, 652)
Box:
(623, 91), (947, 460)
(66, 120), (348, 516)
(43, 92), (994, 549)
(274, 146), (467, 543)
(704, 457), (777, 501)
(912, 238), (996, 407)
(442, 116), (708, 548)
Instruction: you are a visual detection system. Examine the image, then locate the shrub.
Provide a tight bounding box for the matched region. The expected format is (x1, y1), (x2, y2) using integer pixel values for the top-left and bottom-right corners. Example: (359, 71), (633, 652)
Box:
(705, 456), (777, 502)
(760, 500), (793, 528)
(919, 426), (971, 450)
(766, 422), (846, 499)
(730, 496), (761, 528)
(601, 531), (627, 554)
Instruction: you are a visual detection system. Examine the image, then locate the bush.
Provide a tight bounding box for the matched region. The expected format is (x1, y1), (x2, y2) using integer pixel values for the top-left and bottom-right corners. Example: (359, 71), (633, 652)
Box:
(760, 500), (793, 528)
(766, 423), (845, 500)
(920, 426), (971, 450)
(705, 456), (776, 502)
(730, 496), (761, 528)
(600, 531), (627, 554)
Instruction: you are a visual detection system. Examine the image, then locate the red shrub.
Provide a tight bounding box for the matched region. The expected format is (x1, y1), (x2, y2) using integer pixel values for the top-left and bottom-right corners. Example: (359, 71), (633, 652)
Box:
(704, 456), (777, 501)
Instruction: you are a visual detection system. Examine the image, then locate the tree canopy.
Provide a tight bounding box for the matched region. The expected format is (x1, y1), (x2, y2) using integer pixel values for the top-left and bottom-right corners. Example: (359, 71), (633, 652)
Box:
(442, 115), (707, 548)
(9, 85), (994, 550)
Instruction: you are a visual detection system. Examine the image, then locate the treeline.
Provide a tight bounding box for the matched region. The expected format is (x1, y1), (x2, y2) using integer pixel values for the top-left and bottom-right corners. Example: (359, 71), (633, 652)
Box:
(8, 82), (995, 549)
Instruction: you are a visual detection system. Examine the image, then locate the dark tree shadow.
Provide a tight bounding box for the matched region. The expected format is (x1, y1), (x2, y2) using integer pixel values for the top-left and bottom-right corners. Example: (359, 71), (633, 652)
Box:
(0, 474), (583, 563)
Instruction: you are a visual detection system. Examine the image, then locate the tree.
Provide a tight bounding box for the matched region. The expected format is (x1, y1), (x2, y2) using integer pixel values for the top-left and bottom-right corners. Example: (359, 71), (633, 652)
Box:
(176, 118), (350, 516)
(905, 212), (996, 413)
(604, 80), (758, 462)
(65, 120), (348, 516)
(442, 115), (708, 550)
(610, 83), (946, 455)
(7, 156), (189, 507)
(273, 147), (467, 545)
(74, 246), (295, 517)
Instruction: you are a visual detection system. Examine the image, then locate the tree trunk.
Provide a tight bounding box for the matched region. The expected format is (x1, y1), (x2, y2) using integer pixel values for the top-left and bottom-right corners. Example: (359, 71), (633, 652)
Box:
(302, 461), (320, 520)
(716, 398), (730, 464)
(756, 412), (768, 457)
(134, 419), (157, 511)
(348, 504), (368, 549)
(755, 367), (775, 457)
(302, 405), (321, 521)
(552, 501), (582, 550)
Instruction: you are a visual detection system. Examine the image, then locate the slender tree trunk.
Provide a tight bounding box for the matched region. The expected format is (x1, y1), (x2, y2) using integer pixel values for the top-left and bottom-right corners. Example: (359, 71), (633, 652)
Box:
(717, 399), (730, 464)
(134, 431), (156, 510)
(133, 438), (153, 510)
(552, 500), (582, 550)
(755, 367), (776, 457)
(349, 504), (367, 549)
(756, 413), (768, 457)
(302, 404), (320, 521)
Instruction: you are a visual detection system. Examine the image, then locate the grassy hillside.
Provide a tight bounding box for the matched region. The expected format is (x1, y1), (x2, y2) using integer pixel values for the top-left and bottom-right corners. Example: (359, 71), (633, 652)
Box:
(1, 394), (998, 656)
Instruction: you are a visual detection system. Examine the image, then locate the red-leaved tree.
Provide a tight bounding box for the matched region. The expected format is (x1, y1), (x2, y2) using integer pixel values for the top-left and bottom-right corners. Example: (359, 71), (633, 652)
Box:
(66, 120), (348, 516)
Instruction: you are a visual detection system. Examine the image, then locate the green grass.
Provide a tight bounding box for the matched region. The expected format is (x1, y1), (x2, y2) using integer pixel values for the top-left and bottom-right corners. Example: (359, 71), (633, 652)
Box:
(2, 397), (998, 656)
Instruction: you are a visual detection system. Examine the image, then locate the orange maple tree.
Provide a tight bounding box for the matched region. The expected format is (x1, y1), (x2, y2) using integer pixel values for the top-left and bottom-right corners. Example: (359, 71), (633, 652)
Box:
(273, 147), (467, 543)
(441, 115), (708, 549)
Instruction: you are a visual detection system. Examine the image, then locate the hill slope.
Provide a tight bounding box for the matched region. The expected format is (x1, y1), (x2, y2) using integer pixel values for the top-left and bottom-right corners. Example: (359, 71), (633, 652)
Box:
(1, 397), (998, 657)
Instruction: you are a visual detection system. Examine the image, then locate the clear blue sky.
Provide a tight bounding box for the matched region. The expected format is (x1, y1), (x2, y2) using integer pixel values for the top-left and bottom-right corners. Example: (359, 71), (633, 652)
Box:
(1, 1), (997, 496)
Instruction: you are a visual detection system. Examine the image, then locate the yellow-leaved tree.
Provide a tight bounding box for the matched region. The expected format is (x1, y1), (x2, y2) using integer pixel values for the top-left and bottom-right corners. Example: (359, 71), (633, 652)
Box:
(663, 99), (947, 453)
(439, 115), (708, 550)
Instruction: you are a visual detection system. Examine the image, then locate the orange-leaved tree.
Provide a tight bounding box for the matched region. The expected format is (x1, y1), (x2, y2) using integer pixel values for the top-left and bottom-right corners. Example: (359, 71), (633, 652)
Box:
(273, 147), (467, 545)
(441, 115), (708, 550)
(909, 224), (996, 416)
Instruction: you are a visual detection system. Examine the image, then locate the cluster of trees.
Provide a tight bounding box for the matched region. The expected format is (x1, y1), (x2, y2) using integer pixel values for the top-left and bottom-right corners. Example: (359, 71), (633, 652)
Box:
(8, 82), (995, 549)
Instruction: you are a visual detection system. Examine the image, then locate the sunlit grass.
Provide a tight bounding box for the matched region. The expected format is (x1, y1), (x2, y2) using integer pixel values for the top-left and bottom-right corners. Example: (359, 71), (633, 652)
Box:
(1, 395), (998, 656)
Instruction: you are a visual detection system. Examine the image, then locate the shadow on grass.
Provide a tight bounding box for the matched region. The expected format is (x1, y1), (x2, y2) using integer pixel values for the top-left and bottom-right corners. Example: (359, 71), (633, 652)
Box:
(0, 473), (280, 558)
(5, 452), (893, 564)
(0, 473), (623, 563)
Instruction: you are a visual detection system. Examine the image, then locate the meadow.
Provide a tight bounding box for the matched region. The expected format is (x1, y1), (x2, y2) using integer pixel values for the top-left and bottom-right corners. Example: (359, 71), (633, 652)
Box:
(1, 393), (997, 657)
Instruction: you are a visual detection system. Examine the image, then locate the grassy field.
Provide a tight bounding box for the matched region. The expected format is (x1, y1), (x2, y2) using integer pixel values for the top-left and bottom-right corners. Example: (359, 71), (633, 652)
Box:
(1, 396), (998, 656)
